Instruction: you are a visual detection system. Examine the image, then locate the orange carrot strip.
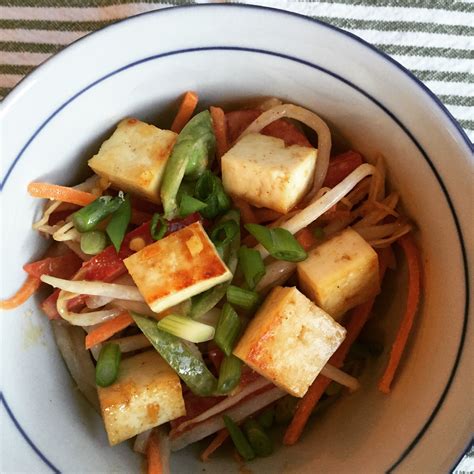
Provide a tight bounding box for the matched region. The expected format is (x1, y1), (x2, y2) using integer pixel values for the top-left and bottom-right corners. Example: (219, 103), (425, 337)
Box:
(200, 428), (229, 462)
(378, 234), (421, 393)
(147, 431), (163, 474)
(232, 197), (258, 225)
(85, 312), (133, 349)
(171, 91), (199, 133)
(0, 275), (41, 310)
(28, 182), (96, 207)
(210, 106), (228, 160)
(254, 208), (283, 224)
(283, 249), (390, 445)
(295, 228), (317, 251)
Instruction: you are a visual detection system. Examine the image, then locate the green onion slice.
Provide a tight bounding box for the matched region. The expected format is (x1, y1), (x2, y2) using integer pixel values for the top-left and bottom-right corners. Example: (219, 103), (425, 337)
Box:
(245, 224), (307, 262)
(179, 194), (207, 217)
(210, 220), (239, 248)
(106, 193), (131, 251)
(226, 285), (260, 311)
(214, 303), (241, 356)
(217, 355), (242, 394)
(150, 213), (168, 241)
(223, 415), (255, 461)
(157, 314), (215, 343)
(238, 246), (266, 290)
(243, 419), (273, 457)
(194, 171), (230, 219)
(80, 230), (108, 255)
(95, 343), (121, 387)
(72, 195), (123, 233)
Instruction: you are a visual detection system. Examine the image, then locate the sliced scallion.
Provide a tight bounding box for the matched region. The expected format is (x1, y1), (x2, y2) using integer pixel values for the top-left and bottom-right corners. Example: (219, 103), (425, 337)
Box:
(157, 314), (215, 343)
(214, 303), (241, 356)
(72, 195), (123, 233)
(226, 285), (260, 311)
(242, 419), (273, 457)
(106, 193), (131, 251)
(245, 224), (307, 262)
(223, 415), (255, 461)
(238, 246), (266, 290)
(150, 213), (168, 241)
(217, 355), (242, 394)
(194, 170), (230, 219)
(95, 343), (121, 387)
(179, 194), (207, 217)
(80, 230), (108, 255)
(210, 220), (239, 248)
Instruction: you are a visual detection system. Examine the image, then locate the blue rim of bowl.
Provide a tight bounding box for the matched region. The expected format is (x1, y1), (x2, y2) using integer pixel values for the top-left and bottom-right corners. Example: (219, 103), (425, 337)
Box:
(0, 4), (471, 473)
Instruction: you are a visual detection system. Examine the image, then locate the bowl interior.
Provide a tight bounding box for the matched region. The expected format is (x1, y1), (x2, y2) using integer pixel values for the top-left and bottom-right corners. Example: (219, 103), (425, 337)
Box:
(1, 6), (471, 474)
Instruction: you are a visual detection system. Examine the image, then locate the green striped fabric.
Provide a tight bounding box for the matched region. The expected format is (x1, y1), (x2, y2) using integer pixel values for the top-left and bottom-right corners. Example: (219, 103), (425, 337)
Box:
(0, 0), (472, 141)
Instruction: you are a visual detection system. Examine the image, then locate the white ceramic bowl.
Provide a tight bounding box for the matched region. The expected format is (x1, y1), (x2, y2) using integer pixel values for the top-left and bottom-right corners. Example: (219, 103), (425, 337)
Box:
(1, 5), (472, 473)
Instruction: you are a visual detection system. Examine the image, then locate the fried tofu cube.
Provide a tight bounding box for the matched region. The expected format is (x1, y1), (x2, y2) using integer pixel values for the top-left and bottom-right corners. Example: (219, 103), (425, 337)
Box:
(297, 228), (379, 319)
(88, 118), (177, 203)
(221, 133), (317, 213)
(233, 286), (346, 397)
(124, 221), (232, 313)
(98, 350), (185, 445)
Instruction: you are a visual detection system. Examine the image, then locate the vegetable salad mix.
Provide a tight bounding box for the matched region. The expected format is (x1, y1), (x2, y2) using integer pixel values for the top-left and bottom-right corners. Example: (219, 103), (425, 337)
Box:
(1, 92), (422, 473)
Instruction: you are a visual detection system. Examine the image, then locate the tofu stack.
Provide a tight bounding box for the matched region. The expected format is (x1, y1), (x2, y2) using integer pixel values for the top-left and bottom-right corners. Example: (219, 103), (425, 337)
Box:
(88, 118), (379, 445)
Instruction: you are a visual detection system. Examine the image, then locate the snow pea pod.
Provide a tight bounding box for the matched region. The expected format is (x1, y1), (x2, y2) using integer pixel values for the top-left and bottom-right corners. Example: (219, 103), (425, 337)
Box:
(132, 312), (217, 396)
(161, 111), (216, 219)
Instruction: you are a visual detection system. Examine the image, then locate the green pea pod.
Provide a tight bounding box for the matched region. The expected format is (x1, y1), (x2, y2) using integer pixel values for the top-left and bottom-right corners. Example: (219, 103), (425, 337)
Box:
(132, 312), (217, 396)
(190, 209), (240, 319)
(161, 111), (216, 219)
(72, 195), (123, 233)
(106, 193), (131, 251)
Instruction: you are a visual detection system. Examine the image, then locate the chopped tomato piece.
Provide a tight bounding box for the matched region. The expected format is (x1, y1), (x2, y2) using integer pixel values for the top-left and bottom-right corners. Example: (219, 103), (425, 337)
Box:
(323, 150), (363, 188)
(226, 110), (312, 147)
(23, 251), (83, 280)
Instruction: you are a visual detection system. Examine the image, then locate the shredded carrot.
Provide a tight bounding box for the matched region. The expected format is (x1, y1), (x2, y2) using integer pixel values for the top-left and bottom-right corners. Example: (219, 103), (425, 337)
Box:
(283, 248), (391, 445)
(254, 208), (283, 224)
(28, 182), (96, 207)
(378, 234), (421, 393)
(295, 228), (317, 251)
(0, 275), (41, 310)
(147, 431), (163, 474)
(171, 91), (199, 133)
(85, 312), (133, 349)
(232, 197), (258, 225)
(210, 106), (228, 160)
(200, 429), (229, 462)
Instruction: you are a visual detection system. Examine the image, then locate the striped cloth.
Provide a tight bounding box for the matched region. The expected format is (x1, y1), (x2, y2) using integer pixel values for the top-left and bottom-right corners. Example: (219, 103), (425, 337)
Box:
(1, 0), (473, 140)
